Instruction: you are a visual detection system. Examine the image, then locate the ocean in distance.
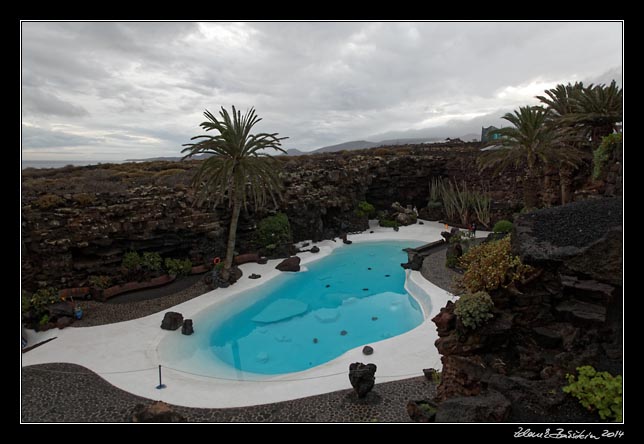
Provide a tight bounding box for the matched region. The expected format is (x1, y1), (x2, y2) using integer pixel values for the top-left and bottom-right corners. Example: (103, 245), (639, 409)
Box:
(22, 160), (128, 169)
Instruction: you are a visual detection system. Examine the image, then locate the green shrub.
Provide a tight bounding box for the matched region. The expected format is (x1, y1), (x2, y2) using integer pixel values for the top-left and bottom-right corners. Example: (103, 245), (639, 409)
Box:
(563, 366), (622, 422)
(88, 275), (112, 289)
(492, 220), (513, 233)
(458, 237), (533, 293)
(122, 251), (141, 270)
(141, 252), (163, 272)
(153, 168), (187, 178)
(164, 258), (193, 277)
(72, 193), (96, 206)
(39, 314), (50, 326)
(593, 133), (622, 179)
(454, 291), (494, 329)
(22, 286), (60, 320)
(445, 254), (459, 269)
(419, 403), (437, 416)
(356, 201), (376, 218)
(29, 287), (60, 309)
(33, 193), (64, 209)
(378, 219), (399, 228)
(256, 213), (292, 249)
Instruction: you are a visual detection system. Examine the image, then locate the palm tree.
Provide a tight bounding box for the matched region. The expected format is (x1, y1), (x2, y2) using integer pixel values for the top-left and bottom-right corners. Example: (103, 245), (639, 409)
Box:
(182, 106), (287, 282)
(536, 82), (589, 204)
(478, 106), (580, 209)
(536, 82), (586, 119)
(569, 80), (622, 146)
(538, 80), (622, 146)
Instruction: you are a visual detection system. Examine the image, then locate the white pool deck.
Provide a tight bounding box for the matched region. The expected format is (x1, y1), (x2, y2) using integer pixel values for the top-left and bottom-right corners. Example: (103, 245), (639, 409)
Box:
(22, 220), (487, 408)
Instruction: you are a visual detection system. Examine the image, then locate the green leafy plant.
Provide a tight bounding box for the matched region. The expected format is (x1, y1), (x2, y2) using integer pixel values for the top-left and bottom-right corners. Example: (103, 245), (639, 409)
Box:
(22, 287), (60, 321)
(122, 251), (141, 270)
(429, 177), (491, 226)
(378, 219), (399, 228)
(454, 291), (494, 329)
(592, 133), (622, 179)
(418, 403), (437, 416)
(256, 213), (292, 249)
(88, 275), (112, 289)
(39, 314), (50, 326)
(493, 220), (513, 233)
(33, 193), (64, 209)
(445, 254), (459, 269)
(355, 200), (376, 218)
(164, 258), (193, 277)
(141, 252), (163, 272)
(563, 365), (622, 422)
(428, 177), (444, 202)
(472, 193), (492, 229)
(458, 237), (533, 293)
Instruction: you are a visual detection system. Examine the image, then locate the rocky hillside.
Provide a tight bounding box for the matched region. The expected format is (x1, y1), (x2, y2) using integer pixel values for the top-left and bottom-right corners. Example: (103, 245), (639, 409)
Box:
(432, 197), (622, 422)
(21, 142), (601, 291)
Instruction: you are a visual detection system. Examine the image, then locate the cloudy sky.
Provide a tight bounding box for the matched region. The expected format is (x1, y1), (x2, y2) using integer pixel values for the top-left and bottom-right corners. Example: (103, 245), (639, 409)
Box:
(21, 21), (622, 161)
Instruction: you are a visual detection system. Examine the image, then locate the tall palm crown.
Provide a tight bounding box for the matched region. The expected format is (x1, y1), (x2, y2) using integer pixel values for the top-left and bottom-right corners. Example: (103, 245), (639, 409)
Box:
(570, 80), (622, 144)
(537, 80), (622, 145)
(182, 106), (287, 280)
(536, 82), (586, 118)
(478, 106), (579, 208)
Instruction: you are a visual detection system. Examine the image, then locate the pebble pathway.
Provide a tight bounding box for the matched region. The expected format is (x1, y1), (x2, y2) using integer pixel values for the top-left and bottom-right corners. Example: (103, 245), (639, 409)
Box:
(21, 363), (436, 423)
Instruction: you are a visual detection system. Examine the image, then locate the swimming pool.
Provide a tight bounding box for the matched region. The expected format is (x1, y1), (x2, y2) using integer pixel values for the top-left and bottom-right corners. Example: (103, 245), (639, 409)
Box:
(159, 240), (425, 376)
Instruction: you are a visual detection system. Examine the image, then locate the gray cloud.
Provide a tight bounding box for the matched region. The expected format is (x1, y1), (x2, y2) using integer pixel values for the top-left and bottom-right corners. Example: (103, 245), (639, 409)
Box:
(21, 21), (623, 159)
(22, 125), (101, 148)
(23, 87), (89, 117)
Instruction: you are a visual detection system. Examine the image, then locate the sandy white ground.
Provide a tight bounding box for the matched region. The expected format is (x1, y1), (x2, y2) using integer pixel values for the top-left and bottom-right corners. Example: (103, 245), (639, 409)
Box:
(22, 220), (485, 408)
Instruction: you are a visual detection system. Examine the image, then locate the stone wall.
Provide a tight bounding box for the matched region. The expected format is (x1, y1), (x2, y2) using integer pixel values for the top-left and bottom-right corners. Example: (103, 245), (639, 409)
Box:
(432, 197), (622, 422)
(21, 143), (595, 291)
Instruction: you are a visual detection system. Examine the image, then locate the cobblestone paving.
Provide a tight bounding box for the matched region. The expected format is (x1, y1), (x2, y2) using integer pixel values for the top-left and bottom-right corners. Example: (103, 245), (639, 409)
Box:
(420, 243), (462, 293)
(71, 277), (210, 328)
(21, 363), (436, 423)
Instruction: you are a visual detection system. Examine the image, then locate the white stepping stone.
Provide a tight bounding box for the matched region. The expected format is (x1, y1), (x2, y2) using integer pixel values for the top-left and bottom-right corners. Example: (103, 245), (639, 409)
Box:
(315, 308), (340, 323)
(252, 299), (309, 323)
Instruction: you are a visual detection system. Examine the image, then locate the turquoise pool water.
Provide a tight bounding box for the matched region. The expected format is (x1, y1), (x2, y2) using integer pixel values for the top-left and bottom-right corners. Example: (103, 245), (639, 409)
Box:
(160, 241), (425, 376)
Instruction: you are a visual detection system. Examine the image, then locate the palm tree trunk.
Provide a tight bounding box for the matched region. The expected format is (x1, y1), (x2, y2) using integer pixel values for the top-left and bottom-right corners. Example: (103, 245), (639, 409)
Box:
(559, 164), (573, 205)
(221, 196), (242, 282)
(523, 169), (539, 210)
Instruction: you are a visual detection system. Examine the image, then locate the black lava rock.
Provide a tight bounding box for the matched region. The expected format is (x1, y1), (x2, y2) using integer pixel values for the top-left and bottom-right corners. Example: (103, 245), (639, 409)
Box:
(161, 312), (183, 330)
(348, 362), (377, 398)
(181, 319), (194, 335)
(362, 346), (374, 355)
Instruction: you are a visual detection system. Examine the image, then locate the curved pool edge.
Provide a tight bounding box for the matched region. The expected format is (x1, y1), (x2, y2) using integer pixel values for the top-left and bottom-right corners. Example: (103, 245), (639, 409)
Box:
(22, 220), (472, 409)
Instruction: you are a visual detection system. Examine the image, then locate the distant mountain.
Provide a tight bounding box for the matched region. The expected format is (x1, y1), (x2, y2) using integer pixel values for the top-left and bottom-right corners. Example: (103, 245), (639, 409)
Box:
(125, 153), (212, 162)
(459, 133), (480, 142)
(290, 135), (478, 156)
(284, 148), (306, 156)
(587, 66), (622, 87)
(377, 137), (445, 146)
(310, 140), (380, 154)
